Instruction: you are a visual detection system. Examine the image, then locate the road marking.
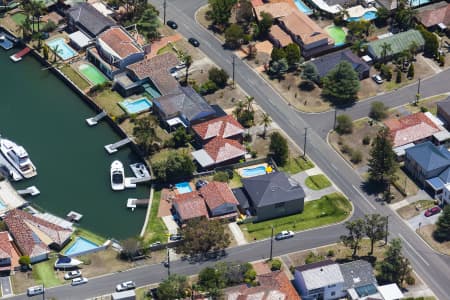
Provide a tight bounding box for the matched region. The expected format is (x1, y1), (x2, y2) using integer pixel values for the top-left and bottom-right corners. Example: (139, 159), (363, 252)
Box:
(330, 163), (338, 171)
(352, 185), (376, 210)
(398, 233), (430, 266)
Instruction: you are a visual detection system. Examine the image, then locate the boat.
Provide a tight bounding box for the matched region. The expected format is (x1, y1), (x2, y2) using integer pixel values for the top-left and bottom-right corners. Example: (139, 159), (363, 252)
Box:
(110, 160), (125, 191)
(129, 162), (150, 178)
(0, 137), (37, 179)
(54, 256), (83, 269)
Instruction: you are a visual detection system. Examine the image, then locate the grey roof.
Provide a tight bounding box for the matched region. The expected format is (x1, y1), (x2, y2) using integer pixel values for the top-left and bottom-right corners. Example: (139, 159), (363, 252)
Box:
(242, 172), (305, 208)
(405, 141), (450, 174)
(340, 260), (377, 290)
(153, 86), (216, 122)
(437, 97), (450, 115)
(66, 3), (115, 37)
(294, 260), (344, 290)
(312, 49), (370, 78)
(232, 187), (250, 209)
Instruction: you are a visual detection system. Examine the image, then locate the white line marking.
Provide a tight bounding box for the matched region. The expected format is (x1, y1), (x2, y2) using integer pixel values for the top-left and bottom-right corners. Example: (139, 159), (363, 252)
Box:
(398, 233), (430, 266)
(352, 185), (376, 210)
(331, 163), (338, 171)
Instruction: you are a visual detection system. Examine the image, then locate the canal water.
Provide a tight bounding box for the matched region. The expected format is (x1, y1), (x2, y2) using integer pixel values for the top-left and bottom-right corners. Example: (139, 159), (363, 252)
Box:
(0, 49), (147, 239)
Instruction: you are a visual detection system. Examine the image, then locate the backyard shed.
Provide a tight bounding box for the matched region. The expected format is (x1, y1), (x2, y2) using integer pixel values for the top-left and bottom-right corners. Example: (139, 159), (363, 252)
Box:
(69, 31), (91, 50)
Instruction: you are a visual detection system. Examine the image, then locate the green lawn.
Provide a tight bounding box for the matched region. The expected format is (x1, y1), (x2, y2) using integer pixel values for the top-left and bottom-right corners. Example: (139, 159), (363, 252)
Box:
(240, 193), (352, 240)
(150, 147), (191, 165)
(143, 188), (168, 245)
(279, 156), (314, 174)
(73, 227), (107, 245)
(60, 65), (90, 91)
(92, 90), (124, 117)
(136, 286), (152, 300)
(32, 258), (64, 287)
(11, 13), (45, 31)
(157, 44), (176, 55)
(229, 171), (243, 188)
(305, 174), (332, 190)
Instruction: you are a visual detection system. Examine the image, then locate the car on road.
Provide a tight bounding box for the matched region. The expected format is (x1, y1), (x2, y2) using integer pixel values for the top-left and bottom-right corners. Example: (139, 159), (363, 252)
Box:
(372, 74), (384, 84)
(116, 281), (136, 292)
(64, 270), (81, 280)
(27, 286), (44, 296)
(150, 241), (161, 247)
(275, 230), (294, 240)
(424, 206), (441, 217)
(188, 37), (200, 47)
(71, 277), (88, 286)
(167, 20), (178, 29)
(169, 233), (182, 241)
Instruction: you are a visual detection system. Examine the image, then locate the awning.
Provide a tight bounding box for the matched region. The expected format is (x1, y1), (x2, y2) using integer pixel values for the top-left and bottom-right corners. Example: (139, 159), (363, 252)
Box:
(166, 117), (187, 128)
(393, 143), (415, 157)
(191, 149), (214, 167)
(69, 31), (91, 49)
(426, 177), (445, 191)
(433, 130), (450, 142)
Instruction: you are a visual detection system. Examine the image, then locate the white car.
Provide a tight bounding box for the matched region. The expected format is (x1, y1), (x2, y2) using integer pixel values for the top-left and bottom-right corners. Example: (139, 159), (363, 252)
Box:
(275, 230), (294, 240)
(372, 74), (384, 84)
(71, 277), (88, 286)
(27, 286), (44, 296)
(64, 270), (81, 280)
(116, 281), (136, 292)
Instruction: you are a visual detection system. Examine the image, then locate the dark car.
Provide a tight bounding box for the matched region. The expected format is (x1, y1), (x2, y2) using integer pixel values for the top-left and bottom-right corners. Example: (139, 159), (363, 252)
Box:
(169, 233), (182, 241)
(424, 206), (441, 217)
(166, 20), (178, 29)
(188, 37), (200, 47)
(195, 180), (208, 190)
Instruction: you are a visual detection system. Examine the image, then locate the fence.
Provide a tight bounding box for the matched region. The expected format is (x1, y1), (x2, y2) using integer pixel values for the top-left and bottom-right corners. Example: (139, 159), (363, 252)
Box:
(66, 245), (108, 258)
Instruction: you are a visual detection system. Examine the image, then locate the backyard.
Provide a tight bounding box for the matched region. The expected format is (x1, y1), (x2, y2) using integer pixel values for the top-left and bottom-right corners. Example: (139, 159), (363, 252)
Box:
(92, 90), (124, 117)
(142, 188), (168, 245)
(60, 65), (91, 91)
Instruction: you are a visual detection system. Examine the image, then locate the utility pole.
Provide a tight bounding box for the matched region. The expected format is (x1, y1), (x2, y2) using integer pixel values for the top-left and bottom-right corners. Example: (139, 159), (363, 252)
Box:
(166, 246), (170, 277)
(163, 0), (167, 25)
(415, 77), (421, 105)
(384, 215), (389, 245)
(42, 284), (45, 300)
(333, 109), (338, 130)
(231, 55), (236, 88)
(269, 225), (274, 261)
(303, 128), (308, 158)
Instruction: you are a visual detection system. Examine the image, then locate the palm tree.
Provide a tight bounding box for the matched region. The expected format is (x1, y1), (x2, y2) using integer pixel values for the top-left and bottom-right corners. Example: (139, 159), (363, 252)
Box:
(409, 41), (419, 59)
(18, 18), (32, 39)
(32, 1), (46, 34)
(51, 44), (62, 63)
(380, 42), (392, 61)
(184, 54), (193, 85)
(259, 112), (272, 138)
(245, 96), (254, 113)
(233, 100), (245, 119)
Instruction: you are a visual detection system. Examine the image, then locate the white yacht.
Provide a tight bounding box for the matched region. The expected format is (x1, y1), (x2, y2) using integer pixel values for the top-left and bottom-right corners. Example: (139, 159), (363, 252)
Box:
(110, 160), (125, 191)
(0, 137), (37, 179)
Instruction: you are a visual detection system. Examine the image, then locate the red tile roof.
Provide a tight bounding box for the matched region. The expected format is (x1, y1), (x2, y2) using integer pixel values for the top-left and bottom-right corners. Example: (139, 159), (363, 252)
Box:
(0, 232), (12, 260)
(258, 271), (301, 300)
(98, 27), (143, 59)
(280, 11), (332, 46)
(418, 4), (450, 27)
(270, 25), (293, 47)
(203, 137), (246, 164)
(173, 191), (209, 221)
(192, 115), (244, 141)
(199, 181), (239, 211)
(384, 112), (441, 147)
(250, 0), (264, 7)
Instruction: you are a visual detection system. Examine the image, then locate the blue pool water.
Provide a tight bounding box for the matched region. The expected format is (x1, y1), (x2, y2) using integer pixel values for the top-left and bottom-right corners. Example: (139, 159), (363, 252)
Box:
(119, 97), (153, 114)
(347, 11), (377, 22)
(294, 0), (313, 15)
(242, 166), (267, 177)
(64, 237), (99, 256)
(46, 38), (77, 60)
(409, 0), (430, 6)
(176, 182), (192, 194)
(0, 198), (6, 210)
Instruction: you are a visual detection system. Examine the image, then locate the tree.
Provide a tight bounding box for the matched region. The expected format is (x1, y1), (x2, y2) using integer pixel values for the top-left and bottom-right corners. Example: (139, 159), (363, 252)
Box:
(224, 23), (244, 49)
(246, 43), (257, 59)
(19, 256), (31, 266)
(417, 25), (439, 57)
(407, 63), (414, 79)
(322, 61), (360, 103)
(270, 47), (286, 62)
(244, 95), (254, 113)
(369, 101), (388, 121)
(208, 0), (237, 28)
(368, 128), (398, 184)
(380, 42), (392, 61)
(380, 64), (392, 81)
(364, 214), (387, 255)
(377, 238), (413, 287)
(236, 0), (254, 26)
(18, 18), (32, 39)
(408, 41), (419, 59)
(394, 6), (416, 31)
(177, 218), (230, 257)
(269, 58), (288, 78)
(170, 127), (192, 148)
(153, 150), (195, 181)
(182, 53), (193, 84)
(301, 63), (320, 88)
(157, 274), (190, 300)
(120, 237), (142, 260)
(395, 69), (402, 83)
(340, 219), (365, 258)
(233, 100), (246, 120)
(42, 44), (49, 60)
(376, 7), (390, 26)
(133, 116), (160, 155)
(208, 67), (229, 88)
(285, 43), (301, 69)
(260, 112), (272, 138)
(137, 7), (160, 41)
(434, 205), (450, 242)
(335, 114), (353, 134)
(31, 0), (46, 33)
(257, 12), (273, 38)
(269, 132), (288, 166)
(198, 267), (227, 292)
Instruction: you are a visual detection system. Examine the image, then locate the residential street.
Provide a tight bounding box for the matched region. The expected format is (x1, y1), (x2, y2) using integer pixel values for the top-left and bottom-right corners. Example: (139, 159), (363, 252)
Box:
(14, 0), (450, 299)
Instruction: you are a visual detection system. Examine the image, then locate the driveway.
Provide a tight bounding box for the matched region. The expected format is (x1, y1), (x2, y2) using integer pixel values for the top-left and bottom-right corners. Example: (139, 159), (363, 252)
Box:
(0, 276), (12, 297)
(408, 211), (441, 230)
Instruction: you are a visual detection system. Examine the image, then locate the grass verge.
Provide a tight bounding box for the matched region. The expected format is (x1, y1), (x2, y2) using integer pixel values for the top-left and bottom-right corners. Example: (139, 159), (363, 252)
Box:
(73, 227), (107, 245)
(60, 65), (90, 91)
(396, 200), (435, 219)
(143, 189), (168, 245)
(240, 193), (351, 240)
(279, 156), (314, 174)
(32, 258), (63, 288)
(305, 174), (332, 190)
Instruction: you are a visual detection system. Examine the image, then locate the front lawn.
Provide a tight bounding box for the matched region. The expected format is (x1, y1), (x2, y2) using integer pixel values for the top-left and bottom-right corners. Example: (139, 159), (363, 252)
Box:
(279, 156), (314, 174)
(142, 188), (168, 245)
(396, 200), (435, 219)
(305, 174), (331, 190)
(32, 258), (64, 288)
(60, 65), (90, 91)
(240, 193), (352, 240)
(92, 90), (124, 117)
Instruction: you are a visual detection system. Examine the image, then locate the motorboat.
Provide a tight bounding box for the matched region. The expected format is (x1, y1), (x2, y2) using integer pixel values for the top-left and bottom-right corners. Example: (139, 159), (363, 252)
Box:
(54, 256), (82, 269)
(110, 160), (125, 191)
(0, 137), (37, 179)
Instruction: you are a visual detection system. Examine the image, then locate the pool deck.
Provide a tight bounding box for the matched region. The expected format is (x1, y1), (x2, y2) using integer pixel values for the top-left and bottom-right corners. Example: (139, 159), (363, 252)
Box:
(344, 5), (377, 20)
(237, 163), (269, 178)
(0, 180), (28, 214)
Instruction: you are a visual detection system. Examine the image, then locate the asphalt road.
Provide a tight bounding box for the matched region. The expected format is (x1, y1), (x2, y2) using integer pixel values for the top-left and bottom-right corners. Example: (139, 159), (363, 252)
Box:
(13, 1), (450, 299)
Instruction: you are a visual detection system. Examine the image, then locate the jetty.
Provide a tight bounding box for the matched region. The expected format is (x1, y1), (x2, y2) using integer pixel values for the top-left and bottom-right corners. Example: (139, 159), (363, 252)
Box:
(66, 211), (83, 222)
(104, 137), (131, 154)
(17, 186), (40, 196)
(130, 163), (150, 178)
(0, 35), (13, 50)
(86, 110), (107, 126)
(10, 47), (31, 62)
(127, 198), (149, 211)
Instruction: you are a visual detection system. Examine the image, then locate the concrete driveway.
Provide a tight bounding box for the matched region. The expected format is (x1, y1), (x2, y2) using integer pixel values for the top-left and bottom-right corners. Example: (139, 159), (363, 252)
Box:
(0, 276), (12, 297)
(408, 211), (442, 230)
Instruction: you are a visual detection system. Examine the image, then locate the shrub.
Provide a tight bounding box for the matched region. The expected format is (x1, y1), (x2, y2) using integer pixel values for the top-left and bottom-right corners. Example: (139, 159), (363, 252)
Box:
(369, 101), (388, 121)
(405, 275), (415, 285)
(327, 249), (335, 257)
(336, 114), (353, 134)
(407, 63), (414, 78)
(351, 150), (363, 164)
(395, 69), (402, 83)
(270, 259), (282, 271)
(199, 80), (218, 95)
(19, 256), (31, 266)
(305, 252), (324, 264)
(208, 67), (229, 88)
(439, 54), (446, 66)
(362, 135), (371, 145)
(380, 64), (392, 81)
(341, 144), (353, 155)
(42, 20), (57, 33)
(269, 132), (289, 166)
(213, 171), (229, 182)
(420, 106), (428, 113)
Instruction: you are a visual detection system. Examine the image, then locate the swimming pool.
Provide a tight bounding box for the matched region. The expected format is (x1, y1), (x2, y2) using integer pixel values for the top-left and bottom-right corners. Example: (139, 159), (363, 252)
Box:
(294, 0), (313, 15)
(242, 166), (267, 178)
(46, 38), (77, 60)
(0, 198), (7, 210)
(78, 64), (107, 86)
(326, 26), (347, 46)
(175, 182), (192, 194)
(64, 237), (99, 257)
(347, 11), (377, 22)
(119, 97), (153, 115)
(409, 0), (430, 6)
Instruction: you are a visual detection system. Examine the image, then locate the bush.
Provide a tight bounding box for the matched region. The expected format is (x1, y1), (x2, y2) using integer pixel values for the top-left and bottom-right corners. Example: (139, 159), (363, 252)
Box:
(369, 101), (388, 121)
(238, 110), (254, 128)
(327, 249), (335, 257)
(213, 171), (229, 182)
(42, 20), (57, 33)
(269, 132), (289, 166)
(395, 69), (402, 83)
(407, 63), (414, 78)
(405, 275), (415, 285)
(270, 259), (282, 271)
(336, 114), (353, 134)
(208, 67), (229, 88)
(305, 252), (324, 264)
(439, 54), (446, 66)
(362, 135), (371, 145)
(199, 80), (218, 95)
(380, 64), (392, 81)
(19, 256), (31, 266)
(420, 106), (428, 113)
(351, 150), (363, 164)
(341, 144), (353, 155)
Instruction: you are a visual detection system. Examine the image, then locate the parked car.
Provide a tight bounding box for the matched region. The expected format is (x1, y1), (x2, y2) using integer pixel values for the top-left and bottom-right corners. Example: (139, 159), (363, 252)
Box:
(116, 281), (136, 292)
(188, 37), (200, 47)
(150, 241), (161, 247)
(424, 206), (441, 217)
(167, 20), (178, 29)
(71, 277), (88, 286)
(169, 233), (182, 241)
(195, 180), (208, 190)
(275, 230), (294, 240)
(27, 286), (44, 296)
(372, 74), (384, 84)
(64, 270), (81, 280)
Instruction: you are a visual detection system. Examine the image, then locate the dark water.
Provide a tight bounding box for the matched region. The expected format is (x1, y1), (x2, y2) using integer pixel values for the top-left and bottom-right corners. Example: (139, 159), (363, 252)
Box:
(0, 49), (147, 239)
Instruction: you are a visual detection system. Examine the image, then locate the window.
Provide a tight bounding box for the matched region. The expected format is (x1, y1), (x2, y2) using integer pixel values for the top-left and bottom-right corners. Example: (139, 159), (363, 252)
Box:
(328, 284), (336, 288)
(331, 291), (336, 296)
(275, 202), (285, 208)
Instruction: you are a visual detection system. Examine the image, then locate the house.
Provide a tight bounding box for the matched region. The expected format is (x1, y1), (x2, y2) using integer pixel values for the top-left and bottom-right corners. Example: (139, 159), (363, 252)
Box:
(224, 270), (301, 299)
(253, 2), (292, 21)
(114, 52), (180, 97)
(153, 86), (216, 129)
(233, 172), (305, 221)
(311, 49), (370, 80)
(4, 209), (72, 263)
(366, 30), (425, 61)
(278, 11), (334, 58)
(66, 3), (115, 38)
(417, 3), (450, 30)
(0, 232), (20, 274)
(437, 97), (450, 128)
(87, 26), (145, 79)
(269, 25), (293, 48)
(192, 115), (244, 143)
(172, 191), (209, 224)
(340, 260), (379, 299)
